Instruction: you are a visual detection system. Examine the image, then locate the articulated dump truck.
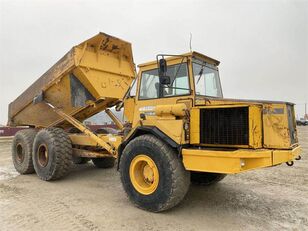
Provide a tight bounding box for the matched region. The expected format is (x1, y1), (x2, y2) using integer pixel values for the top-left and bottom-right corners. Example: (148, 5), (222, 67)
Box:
(9, 33), (302, 212)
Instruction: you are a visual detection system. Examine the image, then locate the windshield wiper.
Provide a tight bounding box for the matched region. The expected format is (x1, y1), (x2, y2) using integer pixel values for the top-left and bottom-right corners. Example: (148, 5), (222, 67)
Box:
(169, 57), (185, 86)
(196, 64), (205, 84)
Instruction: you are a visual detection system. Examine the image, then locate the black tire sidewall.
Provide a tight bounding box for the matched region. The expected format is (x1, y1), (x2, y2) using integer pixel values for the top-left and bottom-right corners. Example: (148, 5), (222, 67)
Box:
(12, 133), (31, 173)
(120, 139), (174, 211)
(33, 130), (57, 180)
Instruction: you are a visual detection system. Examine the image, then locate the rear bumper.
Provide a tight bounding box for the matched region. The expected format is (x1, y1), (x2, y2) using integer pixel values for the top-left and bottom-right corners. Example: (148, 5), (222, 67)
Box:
(182, 146), (302, 174)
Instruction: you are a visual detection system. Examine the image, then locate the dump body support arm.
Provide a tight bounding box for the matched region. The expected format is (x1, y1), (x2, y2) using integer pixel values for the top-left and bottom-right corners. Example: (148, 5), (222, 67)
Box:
(45, 102), (116, 155)
(105, 108), (124, 130)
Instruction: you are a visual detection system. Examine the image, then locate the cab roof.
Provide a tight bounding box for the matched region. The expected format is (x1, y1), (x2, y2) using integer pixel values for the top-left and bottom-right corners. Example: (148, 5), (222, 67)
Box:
(138, 51), (220, 68)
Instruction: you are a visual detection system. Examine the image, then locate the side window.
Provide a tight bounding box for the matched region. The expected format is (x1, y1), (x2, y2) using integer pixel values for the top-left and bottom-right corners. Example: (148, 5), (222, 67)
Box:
(139, 69), (160, 99)
(165, 64), (190, 96)
(139, 63), (190, 100)
(193, 62), (222, 97)
(204, 71), (218, 97)
(129, 79), (137, 97)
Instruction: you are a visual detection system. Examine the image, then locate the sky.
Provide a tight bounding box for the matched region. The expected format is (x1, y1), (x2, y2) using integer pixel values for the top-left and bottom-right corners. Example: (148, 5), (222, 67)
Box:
(0, 0), (307, 125)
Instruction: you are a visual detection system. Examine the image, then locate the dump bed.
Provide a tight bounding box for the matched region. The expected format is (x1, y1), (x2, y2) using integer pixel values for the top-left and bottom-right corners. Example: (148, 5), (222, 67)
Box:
(8, 33), (136, 128)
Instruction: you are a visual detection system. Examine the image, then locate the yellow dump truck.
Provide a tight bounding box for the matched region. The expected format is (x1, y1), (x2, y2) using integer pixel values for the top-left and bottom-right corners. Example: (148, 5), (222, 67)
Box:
(9, 33), (302, 212)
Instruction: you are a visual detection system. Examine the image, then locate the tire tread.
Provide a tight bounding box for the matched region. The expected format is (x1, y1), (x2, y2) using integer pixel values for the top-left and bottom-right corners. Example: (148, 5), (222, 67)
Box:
(33, 127), (72, 181)
(12, 129), (37, 174)
(120, 134), (190, 212)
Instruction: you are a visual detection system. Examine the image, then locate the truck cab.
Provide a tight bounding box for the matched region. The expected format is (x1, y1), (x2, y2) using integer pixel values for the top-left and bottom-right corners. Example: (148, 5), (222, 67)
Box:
(123, 51), (301, 174)
(125, 52), (221, 126)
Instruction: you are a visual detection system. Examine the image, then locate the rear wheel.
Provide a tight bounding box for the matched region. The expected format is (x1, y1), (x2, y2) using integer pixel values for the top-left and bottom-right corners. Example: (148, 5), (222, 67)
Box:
(92, 157), (115, 168)
(12, 129), (37, 174)
(32, 127), (73, 181)
(120, 135), (190, 212)
(191, 172), (226, 186)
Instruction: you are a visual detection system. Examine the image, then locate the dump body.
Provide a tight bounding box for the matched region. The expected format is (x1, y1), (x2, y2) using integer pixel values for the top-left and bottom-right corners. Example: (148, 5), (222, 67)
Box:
(8, 33), (135, 128)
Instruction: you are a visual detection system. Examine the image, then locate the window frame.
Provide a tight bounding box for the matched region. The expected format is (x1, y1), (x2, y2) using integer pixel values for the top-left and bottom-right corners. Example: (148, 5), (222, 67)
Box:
(137, 62), (192, 101)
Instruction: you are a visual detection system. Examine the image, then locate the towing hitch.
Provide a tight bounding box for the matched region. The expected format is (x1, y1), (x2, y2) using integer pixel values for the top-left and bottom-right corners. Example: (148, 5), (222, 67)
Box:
(295, 155), (302, 160)
(286, 161), (294, 166)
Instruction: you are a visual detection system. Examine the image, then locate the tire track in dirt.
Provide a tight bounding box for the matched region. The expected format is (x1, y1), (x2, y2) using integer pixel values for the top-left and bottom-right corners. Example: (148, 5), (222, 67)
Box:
(0, 178), (100, 231)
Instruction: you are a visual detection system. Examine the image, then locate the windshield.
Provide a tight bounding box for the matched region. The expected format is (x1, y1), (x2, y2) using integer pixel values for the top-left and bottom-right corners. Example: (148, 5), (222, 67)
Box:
(192, 60), (222, 97)
(139, 63), (190, 99)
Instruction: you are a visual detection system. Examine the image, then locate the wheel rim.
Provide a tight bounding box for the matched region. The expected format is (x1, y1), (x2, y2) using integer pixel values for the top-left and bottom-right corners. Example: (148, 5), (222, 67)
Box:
(129, 154), (159, 195)
(16, 143), (24, 163)
(37, 144), (48, 167)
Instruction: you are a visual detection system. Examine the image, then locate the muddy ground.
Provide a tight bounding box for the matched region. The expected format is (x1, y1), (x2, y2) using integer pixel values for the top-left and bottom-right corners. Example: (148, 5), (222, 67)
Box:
(0, 127), (307, 231)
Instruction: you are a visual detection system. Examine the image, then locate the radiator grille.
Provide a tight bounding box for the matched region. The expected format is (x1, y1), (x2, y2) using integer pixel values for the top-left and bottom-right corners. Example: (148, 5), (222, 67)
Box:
(200, 107), (249, 145)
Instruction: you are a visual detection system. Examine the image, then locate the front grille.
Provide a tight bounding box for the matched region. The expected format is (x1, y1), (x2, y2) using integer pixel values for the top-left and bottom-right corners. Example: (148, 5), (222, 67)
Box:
(287, 105), (297, 144)
(200, 107), (249, 145)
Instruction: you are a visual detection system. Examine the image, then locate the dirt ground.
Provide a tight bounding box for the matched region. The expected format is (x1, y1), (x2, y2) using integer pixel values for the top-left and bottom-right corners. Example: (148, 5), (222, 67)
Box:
(0, 128), (307, 231)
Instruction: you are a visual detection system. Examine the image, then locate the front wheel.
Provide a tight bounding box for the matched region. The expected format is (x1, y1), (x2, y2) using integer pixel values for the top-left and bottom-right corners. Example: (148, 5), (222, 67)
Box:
(119, 135), (190, 212)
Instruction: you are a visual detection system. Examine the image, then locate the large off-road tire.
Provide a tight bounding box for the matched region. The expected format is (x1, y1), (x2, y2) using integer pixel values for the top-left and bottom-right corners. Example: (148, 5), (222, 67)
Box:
(92, 157), (115, 168)
(120, 134), (190, 212)
(12, 129), (37, 174)
(191, 172), (226, 186)
(32, 127), (73, 181)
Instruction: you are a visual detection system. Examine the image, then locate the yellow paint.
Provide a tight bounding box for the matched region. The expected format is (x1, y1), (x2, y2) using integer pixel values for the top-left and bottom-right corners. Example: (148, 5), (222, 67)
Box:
(248, 105), (262, 148)
(10, 32), (136, 128)
(182, 146), (301, 174)
(129, 154), (159, 195)
(137, 51), (219, 68)
(190, 108), (200, 144)
(123, 97), (135, 122)
(155, 103), (187, 117)
(263, 104), (292, 149)
(272, 146), (301, 165)
(141, 119), (185, 144)
(69, 133), (122, 150)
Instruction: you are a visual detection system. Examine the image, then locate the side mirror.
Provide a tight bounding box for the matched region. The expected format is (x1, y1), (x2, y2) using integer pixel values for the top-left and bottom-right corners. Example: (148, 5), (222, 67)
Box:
(158, 58), (170, 85)
(159, 75), (170, 85)
(159, 58), (167, 73)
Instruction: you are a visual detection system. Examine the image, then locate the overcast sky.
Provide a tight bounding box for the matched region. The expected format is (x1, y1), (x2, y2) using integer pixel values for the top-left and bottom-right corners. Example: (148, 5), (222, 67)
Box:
(0, 0), (307, 125)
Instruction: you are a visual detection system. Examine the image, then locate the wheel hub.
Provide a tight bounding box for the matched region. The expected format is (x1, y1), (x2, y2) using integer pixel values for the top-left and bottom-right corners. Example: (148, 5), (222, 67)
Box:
(143, 164), (154, 184)
(16, 143), (24, 163)
(37, 144), (48, 167)
(129, 155), (159, 195)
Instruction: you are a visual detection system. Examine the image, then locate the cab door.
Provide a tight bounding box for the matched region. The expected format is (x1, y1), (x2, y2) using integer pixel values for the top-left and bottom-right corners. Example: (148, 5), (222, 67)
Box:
(132, 60), (193, 127)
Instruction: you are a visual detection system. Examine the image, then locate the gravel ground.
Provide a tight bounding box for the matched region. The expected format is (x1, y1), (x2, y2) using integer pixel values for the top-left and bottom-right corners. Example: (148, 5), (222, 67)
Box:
(0, 127), (307, 231)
